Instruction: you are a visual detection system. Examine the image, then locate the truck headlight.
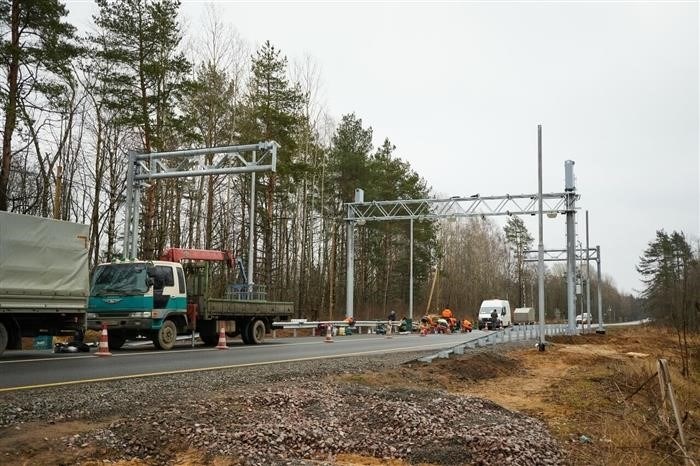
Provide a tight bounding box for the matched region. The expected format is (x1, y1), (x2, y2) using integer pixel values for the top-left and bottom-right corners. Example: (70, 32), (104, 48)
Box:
(129, 311), (152, 318)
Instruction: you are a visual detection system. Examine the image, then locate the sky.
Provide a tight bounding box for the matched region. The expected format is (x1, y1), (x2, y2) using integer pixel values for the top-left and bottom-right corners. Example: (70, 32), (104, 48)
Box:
(65, 1), (699, 296)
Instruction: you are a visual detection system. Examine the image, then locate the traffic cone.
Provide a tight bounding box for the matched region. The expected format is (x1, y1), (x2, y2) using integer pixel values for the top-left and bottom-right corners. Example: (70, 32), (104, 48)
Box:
(324, 324), (334, 343)
(216, 326), (228, 349)
(385, 322), (393, 339)
(95, 324), (112, 357)
(420, 327), (428, 337)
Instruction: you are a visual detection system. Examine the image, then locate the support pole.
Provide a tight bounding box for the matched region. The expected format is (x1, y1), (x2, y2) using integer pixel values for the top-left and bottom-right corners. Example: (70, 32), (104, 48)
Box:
(537, 125), (546, 349)
(565, 160), (577, 334)
(247, 151), (256, 293)
(585, 211), (592, 332)
(409, 217), (414, 319)
(596, 245), (605, 333)
(123, 152), (135, 259)
(346, 190), (363, 318)
(131, 185), (140, 259)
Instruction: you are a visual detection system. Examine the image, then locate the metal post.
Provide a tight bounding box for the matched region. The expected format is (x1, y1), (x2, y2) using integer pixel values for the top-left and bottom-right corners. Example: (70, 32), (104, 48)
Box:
(346, 215), (354, 318)
(585, 211), (592, 332)
(131, 186), (140, 259)
(537, 125), (546, 348)
(596, 246), (605, 333)
(565, 160), (576, 334)
(409, 217), (414, 319)
(247, 152), (256, 292)
(123, 152), (135, 259)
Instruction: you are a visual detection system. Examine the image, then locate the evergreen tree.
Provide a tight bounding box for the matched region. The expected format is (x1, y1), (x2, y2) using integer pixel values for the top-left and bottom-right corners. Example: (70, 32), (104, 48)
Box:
(637, 230), (698, 376)
(0, 0), (80, 210)
(504, 216), (534, 307)
(92, 0), (191, 258)
(238, 41), (304, 293)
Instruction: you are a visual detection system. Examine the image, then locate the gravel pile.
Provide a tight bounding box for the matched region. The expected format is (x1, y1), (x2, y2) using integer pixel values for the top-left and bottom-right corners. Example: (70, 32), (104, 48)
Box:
(1, 350), (563, 465)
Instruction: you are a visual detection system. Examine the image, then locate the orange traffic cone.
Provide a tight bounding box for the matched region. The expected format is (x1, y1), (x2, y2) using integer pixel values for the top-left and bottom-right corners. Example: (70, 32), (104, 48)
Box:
(216, 326), (228, 349)
(324, 324), (334, 343)
(95, 324), (112, 357)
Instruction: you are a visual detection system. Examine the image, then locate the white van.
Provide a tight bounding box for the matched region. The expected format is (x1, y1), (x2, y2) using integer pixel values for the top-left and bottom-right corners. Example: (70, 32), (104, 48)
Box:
(477, 299), (512, 330)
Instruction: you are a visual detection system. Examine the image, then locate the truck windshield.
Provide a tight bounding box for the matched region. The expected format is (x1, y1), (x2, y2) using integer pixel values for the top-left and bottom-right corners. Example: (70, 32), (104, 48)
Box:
(91, 264), (150, 296)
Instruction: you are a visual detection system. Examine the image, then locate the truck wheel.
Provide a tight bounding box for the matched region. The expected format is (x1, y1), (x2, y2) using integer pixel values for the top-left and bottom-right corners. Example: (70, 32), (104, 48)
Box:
(247, 319), (266, 345)
(200, 330), (218, 346)
(152, 320), (177, 350)
(0, 322), (7, 357)
(108, 333), (126, 350)
(241, 321), (251, 344)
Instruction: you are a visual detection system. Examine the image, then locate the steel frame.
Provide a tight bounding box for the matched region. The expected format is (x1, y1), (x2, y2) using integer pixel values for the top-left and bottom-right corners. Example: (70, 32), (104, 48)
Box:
(344, 187), (580, 327)
(123, 142), (279, 272)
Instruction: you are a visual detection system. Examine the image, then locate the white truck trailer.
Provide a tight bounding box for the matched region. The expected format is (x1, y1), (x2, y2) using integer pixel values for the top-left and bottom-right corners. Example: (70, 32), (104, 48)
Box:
(0, 212), (89, 356)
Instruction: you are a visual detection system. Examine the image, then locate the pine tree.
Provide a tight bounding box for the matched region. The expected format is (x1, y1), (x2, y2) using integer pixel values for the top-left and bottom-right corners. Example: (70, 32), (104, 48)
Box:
(504, 216), (534, 307)
(238, 41), (304, 294)
(92, 0), (191, 258)
(0, 0), (80, 210)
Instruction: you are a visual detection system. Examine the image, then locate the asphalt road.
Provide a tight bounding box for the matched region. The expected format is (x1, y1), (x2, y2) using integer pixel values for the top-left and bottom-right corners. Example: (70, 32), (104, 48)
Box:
(0, 331), (491, 392)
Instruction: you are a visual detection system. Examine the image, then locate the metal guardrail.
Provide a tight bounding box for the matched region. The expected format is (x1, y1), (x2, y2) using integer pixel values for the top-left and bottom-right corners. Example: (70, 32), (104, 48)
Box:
(416, 323), (571, 363)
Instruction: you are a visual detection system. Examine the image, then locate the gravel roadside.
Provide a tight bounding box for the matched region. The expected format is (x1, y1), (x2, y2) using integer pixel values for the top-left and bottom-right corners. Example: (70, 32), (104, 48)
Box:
(0, 348), (563, 465)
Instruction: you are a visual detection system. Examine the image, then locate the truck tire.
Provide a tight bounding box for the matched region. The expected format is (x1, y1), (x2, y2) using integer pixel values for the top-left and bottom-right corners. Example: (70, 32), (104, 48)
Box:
(0, 322), (7, 357)
(108, 333), (126, 350)
(152, 320), (177, 350)
(241, 320), (251, 344)
(247, 319), (266, 345)
(200, 330), (218, 346)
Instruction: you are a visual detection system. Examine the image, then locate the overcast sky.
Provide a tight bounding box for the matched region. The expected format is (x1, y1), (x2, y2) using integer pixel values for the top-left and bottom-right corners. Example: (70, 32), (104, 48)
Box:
(66, 1), (699, 296)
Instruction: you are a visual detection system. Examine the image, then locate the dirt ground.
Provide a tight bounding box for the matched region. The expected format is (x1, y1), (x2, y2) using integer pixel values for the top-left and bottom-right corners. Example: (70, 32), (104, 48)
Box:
(4, 326), (699, 465)
(343, 326), (699, 465)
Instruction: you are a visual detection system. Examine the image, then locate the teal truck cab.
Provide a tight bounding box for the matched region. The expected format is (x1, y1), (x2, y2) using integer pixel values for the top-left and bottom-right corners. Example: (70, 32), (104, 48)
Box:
(87, 248), (293, 350)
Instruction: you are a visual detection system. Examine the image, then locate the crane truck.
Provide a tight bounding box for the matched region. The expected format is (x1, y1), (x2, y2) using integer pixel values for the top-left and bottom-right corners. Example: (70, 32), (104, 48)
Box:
(0, 212), (89, 356)
(86, 248), (293, 350)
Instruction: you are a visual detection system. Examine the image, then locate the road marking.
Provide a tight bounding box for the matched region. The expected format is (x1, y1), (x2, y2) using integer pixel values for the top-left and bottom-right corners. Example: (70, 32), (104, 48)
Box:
(0, 339), (471, 393)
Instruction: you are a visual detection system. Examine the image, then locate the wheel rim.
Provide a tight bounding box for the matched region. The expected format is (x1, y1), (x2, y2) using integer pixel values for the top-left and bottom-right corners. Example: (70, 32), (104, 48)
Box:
(161, 323), (175, 344)
(253, 321), (265, 342)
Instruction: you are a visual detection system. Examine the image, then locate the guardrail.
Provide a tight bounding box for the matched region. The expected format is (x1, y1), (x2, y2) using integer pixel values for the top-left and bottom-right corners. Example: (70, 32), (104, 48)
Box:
(272, 319), (403, 336)
(416, 323), (571, 363)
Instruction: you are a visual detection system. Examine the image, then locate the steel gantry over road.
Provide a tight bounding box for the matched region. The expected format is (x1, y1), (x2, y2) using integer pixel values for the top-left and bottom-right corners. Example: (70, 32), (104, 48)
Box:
(123, 141), (279, 289)
(524, 210), (605, 334)
(344, 160), (581, 333)
(525, 245), (604, 334)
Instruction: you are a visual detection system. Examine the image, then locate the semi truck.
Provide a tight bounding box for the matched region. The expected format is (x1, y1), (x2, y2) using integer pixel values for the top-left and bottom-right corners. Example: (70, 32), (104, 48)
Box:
(87, 248), (293, 350)
(0, 212), (89, 356)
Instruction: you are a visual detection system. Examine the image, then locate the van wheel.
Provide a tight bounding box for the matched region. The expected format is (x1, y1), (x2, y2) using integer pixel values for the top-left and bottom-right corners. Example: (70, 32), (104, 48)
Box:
(152, 320), (177, 350)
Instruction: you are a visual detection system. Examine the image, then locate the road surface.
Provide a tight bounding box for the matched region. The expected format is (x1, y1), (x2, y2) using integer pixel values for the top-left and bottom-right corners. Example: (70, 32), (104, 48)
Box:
(0, 331), (491, 392)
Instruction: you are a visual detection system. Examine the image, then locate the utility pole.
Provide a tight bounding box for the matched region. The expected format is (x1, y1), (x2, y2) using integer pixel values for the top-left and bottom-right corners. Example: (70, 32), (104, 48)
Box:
(565, 160), (577, 334)
(537, 125), (546, 350)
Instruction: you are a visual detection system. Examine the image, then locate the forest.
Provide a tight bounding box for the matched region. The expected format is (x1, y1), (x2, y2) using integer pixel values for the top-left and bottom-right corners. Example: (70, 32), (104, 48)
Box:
(1, 0), (641, 322)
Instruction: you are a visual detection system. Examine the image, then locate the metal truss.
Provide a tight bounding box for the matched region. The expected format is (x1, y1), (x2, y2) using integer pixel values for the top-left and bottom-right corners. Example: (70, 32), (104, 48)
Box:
(345, 192), (577, 222)
(131, 141), (279, 181)
(524, 248), (598, 263)
(123, 141), (279, 259)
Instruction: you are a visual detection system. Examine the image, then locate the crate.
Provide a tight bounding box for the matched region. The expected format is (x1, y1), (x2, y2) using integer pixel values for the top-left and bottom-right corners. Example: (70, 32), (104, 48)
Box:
(33, 335), (53, 350)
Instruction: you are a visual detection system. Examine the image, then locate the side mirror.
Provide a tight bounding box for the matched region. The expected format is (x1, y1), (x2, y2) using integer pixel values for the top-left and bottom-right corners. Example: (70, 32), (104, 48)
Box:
(501, 309), (506, 316)
(146, 277), (154, 288)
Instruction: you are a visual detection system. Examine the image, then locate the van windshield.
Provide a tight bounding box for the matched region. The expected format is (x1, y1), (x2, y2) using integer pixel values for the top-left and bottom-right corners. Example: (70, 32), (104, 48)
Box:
(91, 264), (150, 296)
(479, 307), (502, 315)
